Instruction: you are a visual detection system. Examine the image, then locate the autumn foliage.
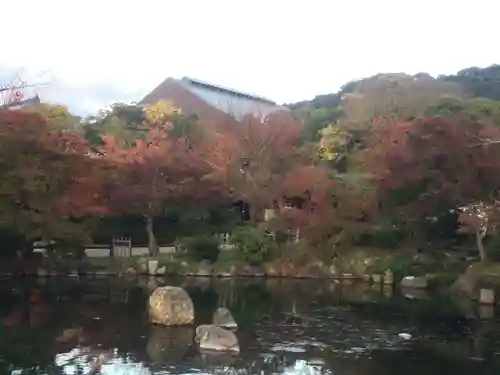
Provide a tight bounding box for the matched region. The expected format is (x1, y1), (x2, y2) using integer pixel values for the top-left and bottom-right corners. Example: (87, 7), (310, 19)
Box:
(1, 102), (325, 252)
(0, 110), (109, 244)
(366, 115), (500, 259)
(5, 86), (500, 261)
(368, 116), (500, 213)
(224, 113), (303, 215)
(99, 108), (234, 254)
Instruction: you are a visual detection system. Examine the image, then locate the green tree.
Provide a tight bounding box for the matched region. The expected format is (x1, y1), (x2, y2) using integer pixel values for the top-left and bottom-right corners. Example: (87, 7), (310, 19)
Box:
(27, 103), (81, 131)
(340, 73), (466, 127)
(426, 97), (500, 125)
(82, 103), (147, 147)
(441, 64), (500, 100)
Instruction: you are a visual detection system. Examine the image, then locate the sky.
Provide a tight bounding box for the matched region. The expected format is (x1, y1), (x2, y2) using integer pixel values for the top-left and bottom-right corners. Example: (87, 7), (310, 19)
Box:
(3, 0), (500, 116)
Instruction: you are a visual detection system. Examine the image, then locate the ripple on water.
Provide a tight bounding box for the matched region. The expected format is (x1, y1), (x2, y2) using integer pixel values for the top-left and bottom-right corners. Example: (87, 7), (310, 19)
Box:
(254, 307), (417, 360)
(55, 351), (153, 375)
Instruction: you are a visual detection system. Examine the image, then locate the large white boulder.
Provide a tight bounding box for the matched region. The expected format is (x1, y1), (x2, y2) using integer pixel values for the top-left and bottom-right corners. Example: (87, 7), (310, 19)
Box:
(148, 286), (194, 325)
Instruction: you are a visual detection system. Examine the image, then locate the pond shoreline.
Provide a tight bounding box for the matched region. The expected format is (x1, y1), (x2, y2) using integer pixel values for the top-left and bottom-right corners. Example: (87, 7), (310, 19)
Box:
(0, 268), (361, 281)
(5, 256), (500, 305)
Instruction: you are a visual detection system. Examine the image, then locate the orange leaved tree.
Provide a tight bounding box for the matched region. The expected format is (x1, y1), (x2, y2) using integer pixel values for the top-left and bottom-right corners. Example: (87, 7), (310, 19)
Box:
(0, 109), (109, 247)
(367, 115), (500, 260)
(101, 102), (233, 255)
(226, 112), (303, 221)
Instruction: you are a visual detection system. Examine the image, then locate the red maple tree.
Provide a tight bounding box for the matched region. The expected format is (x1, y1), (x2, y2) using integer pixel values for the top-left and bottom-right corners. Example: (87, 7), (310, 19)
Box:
(0, 110), (110, 245)
(225, 113), (303, 220)
(101, 114), (232, 255)
(269, 165), (376, 246)
(367, 115), (500, 259)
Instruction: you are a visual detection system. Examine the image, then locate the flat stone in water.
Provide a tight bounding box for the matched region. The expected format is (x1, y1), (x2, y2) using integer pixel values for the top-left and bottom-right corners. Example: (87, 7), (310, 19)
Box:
(270, 344), (307, 353)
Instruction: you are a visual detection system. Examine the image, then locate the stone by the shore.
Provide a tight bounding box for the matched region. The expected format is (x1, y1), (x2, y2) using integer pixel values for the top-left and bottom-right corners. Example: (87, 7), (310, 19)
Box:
(37, 268), (48, 277)
(124, 267), (137, 276)
(384, 270), (394, 285)
(197, 260), (213, 277)
(452, 262), (500, 297)
(242, 265), (265, 277)
(400, 276), (428, 289)
(479, 288), (495, 305)
(137, 262), (148, 274)
(372, 274), (383, 284)
(148, 260), (159, 275)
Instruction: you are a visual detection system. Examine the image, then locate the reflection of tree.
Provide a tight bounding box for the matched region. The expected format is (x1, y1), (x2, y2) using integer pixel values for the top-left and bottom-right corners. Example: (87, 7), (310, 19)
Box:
(468, 320), (497, 361)
(0, 302), (59, 370)
(359, 349), (472, 375)
(0, 280), (149, 372)
(216, 280), (236, 308)
(146, 326), (193, 364)
(186, 285), (219, 323)
(228, 283), (276, 323)
(414, 315), (500, 372)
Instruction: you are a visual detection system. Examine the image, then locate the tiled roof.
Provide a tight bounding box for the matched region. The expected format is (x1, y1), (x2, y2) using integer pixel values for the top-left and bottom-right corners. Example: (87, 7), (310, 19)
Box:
(140, 77), (290, 121)
(180, 77), (276, 105)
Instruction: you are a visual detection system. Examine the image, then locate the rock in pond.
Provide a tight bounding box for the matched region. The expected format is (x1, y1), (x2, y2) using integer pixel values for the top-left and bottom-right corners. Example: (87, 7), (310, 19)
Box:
(400, 276), (428, 289)
(195, 324), (239, 353)
(194, 324), (212, 342)
(212, 307), (237, 329)
(149, 286), (194, 326)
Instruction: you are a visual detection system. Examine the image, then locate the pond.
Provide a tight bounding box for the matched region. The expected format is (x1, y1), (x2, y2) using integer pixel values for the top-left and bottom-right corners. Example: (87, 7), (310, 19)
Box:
(0, 276), (499, 375)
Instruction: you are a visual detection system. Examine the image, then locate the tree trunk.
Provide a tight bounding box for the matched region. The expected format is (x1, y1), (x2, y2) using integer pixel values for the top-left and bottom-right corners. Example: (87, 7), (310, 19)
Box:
(476, 229), (488, 262)
(145, 215), (159, 256)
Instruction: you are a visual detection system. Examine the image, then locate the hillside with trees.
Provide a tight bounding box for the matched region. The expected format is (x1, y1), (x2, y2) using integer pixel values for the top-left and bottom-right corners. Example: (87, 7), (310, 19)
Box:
(287, 64), (500, 261)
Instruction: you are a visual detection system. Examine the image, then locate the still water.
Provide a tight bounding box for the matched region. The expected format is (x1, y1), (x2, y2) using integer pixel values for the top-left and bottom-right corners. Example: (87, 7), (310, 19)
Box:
(0, 276), (499, 375)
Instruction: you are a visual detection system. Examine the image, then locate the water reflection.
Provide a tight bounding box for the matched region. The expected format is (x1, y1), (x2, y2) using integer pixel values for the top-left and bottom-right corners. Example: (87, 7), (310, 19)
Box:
(0, 277), (499, 375)
(55, 348), (152, 375)
(283, 360), (329, 375)
(146, 326), (193, 363)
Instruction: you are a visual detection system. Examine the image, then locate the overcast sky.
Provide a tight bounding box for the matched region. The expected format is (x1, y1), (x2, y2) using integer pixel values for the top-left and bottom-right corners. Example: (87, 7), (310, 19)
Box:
(3, 0), (499, 116)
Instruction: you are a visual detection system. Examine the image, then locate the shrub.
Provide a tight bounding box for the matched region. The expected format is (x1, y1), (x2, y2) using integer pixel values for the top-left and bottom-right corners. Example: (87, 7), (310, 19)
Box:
(173, 237), (189, 254)
(274, 230), (289, 246)
(231, 226), (275, 265)
(163, 259), (186, 275)
(217, 248), (241, 263)
(184, 236), (220, 263)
